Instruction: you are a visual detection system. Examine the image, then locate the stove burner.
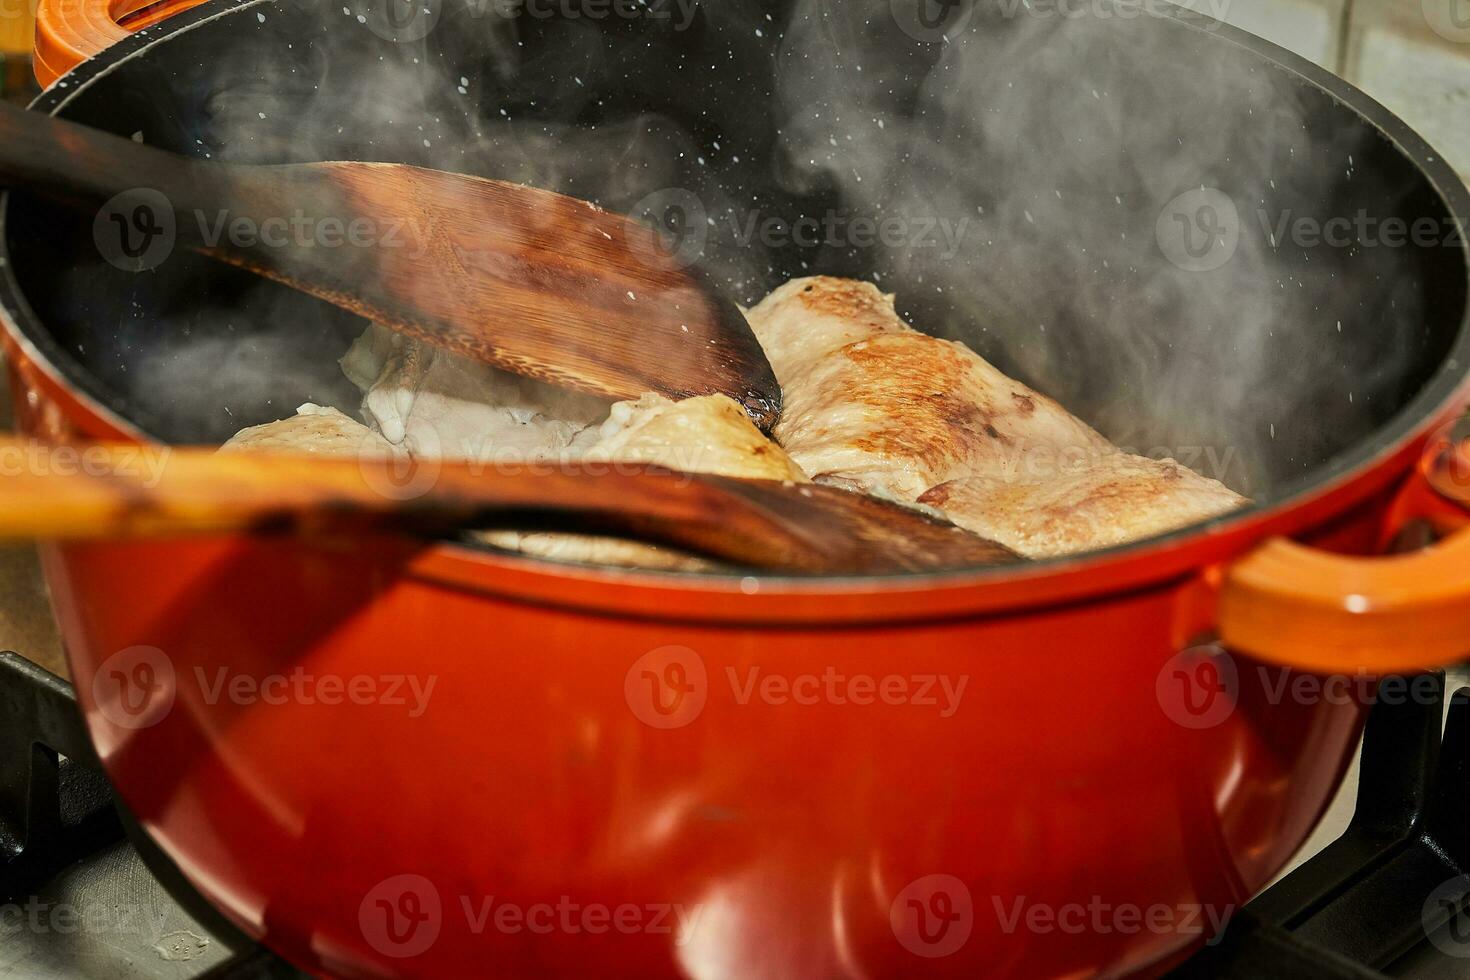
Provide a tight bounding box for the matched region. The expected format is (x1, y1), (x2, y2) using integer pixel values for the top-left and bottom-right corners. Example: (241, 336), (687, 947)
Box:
(0, 651), (301, 978)
(1172, 672), (1470, 979)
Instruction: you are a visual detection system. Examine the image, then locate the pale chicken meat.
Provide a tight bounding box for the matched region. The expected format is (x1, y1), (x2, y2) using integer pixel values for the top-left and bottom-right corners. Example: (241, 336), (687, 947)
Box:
(224, 275), (1245, 568)
(476, 392), (808, 570)
(340, 322), (610, 461)
(220, 403), (398, 458)
(744, 276), (1245, 557)
(224, 347), (808, 569)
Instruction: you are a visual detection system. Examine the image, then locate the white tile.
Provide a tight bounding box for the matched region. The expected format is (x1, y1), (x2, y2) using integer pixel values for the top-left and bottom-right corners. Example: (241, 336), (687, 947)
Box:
(1355, 27), (1470, 179)
(1217, 0), (1344, 68)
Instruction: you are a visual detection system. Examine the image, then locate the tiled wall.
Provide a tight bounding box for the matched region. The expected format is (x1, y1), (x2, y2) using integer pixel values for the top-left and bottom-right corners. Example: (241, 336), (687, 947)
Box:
(1218, 0), (1470, 183)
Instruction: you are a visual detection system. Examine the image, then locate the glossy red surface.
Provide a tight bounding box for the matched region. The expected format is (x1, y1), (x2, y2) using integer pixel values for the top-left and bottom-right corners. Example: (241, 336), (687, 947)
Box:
(9, 340), (1467, 978)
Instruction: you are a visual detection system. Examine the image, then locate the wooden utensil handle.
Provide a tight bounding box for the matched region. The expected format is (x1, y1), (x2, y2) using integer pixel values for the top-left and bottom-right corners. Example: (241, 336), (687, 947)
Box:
(0, 101), (217, 211)
(0, 101), (323, 250)
(0, 436), (823, 567)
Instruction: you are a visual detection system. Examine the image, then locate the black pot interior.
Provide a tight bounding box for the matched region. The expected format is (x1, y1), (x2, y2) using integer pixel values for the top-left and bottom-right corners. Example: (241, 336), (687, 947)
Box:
(2, 0), (1466, 501)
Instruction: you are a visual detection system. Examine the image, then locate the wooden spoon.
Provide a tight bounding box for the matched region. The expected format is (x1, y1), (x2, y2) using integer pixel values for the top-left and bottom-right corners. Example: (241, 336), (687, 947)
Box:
(0, 103), (781, 428)
(0, 440), (1019, 575)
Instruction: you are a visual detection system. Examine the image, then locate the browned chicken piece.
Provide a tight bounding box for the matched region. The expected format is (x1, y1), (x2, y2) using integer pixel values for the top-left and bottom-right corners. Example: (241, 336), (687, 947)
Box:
(918, 457), (1245, 559)
(745, 276), (1246, 557)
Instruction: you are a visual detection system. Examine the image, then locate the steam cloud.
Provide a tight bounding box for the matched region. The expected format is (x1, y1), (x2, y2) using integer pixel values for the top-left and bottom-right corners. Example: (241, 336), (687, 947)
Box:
(120, 0), (1442, 494)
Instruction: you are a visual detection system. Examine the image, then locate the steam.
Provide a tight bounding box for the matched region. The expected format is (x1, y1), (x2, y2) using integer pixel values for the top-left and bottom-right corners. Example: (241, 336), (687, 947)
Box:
(764, 0), (1427, 495)
(113, 0), (1439, 494)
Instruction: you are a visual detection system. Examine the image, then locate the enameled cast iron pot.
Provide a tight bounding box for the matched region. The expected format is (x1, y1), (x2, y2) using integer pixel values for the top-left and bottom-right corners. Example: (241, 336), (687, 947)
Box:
(2, 1), (1470, 975)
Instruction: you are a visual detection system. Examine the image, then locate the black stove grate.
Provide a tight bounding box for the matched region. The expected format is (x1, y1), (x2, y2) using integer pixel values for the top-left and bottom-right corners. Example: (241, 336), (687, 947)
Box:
(0, 650), (302, 978)
(1171, 672), (1470, 979)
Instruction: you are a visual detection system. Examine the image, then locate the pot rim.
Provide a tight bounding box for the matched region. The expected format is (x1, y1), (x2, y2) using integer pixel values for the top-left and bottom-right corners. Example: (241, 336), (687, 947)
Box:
(0, 0), (1467, 623)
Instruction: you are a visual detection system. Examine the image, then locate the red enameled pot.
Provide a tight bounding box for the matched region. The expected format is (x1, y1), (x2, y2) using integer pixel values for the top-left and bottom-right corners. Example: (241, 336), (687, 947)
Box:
(3, 1), (1470, 975)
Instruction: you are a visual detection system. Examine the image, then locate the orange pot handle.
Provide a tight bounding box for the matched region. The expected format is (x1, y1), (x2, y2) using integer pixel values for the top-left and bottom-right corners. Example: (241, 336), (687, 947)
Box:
(33, 0), (209, 88)
(1219, 428), (1470, 674)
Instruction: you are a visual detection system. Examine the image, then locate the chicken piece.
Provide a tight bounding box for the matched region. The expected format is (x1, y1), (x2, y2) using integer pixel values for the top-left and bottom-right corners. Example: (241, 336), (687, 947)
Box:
(918, 456), (1244, 558)
(341, 323), (610, 461)
(473, 393), (807, 570)
(745, 276), (1245, 557)
(579, 393), (809, 483)
(746, 276), (1112, 499)
(219, 403), (398, 458)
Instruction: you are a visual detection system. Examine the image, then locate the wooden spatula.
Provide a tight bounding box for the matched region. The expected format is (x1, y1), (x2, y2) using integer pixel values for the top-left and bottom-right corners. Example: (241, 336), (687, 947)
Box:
(0, 440), (1019, 574)
(0, 103), (781, 428)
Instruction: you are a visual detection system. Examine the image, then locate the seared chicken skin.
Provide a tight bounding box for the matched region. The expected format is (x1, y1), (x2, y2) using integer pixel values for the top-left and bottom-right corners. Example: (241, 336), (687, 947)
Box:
(745, 276), (1245, 557)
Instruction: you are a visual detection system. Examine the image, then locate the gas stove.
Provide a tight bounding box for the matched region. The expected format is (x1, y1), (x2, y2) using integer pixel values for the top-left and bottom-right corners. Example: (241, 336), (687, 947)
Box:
(1, 651), (1468, 979)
